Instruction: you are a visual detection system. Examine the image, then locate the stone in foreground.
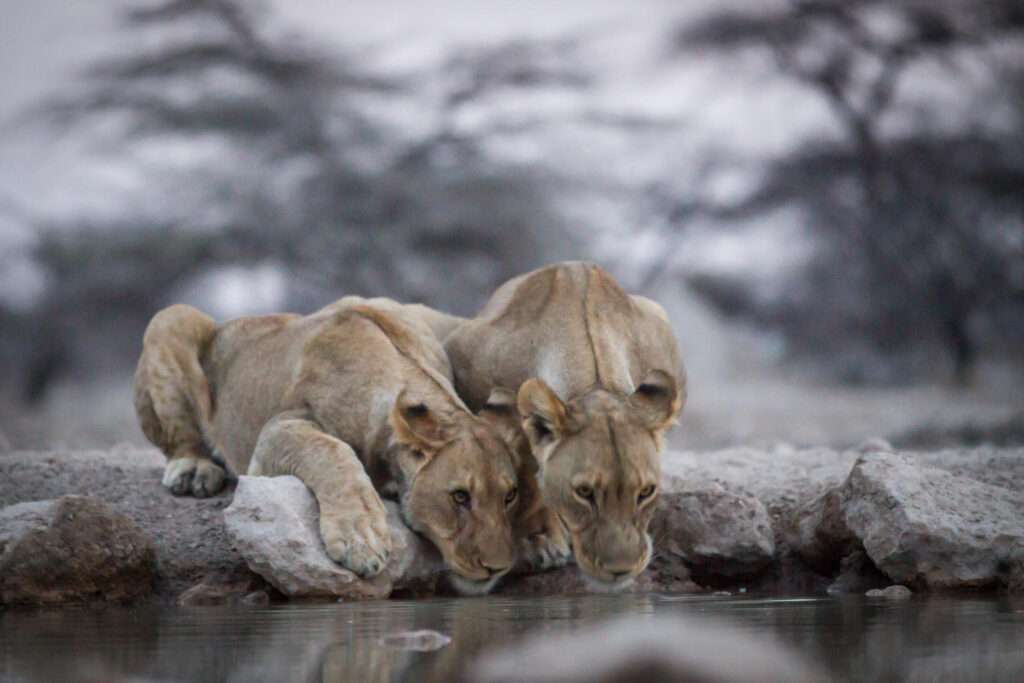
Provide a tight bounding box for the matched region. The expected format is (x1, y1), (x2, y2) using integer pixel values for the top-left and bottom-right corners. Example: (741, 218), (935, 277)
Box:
(0, 495), (157, 605)
(224, 475), (444, 599)
(472, 614), (828, 683)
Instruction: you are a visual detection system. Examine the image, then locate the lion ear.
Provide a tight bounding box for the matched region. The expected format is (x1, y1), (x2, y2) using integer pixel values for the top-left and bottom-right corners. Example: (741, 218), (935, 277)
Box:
(630, 369), (682, 434)
(390, 390), (447, 455)
(516, 378), (568, 456)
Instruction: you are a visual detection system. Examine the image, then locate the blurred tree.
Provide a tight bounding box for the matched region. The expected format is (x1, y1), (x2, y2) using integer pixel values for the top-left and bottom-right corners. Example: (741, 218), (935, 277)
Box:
(16, 0), (572, 402)
(673, 0), (1024, 384)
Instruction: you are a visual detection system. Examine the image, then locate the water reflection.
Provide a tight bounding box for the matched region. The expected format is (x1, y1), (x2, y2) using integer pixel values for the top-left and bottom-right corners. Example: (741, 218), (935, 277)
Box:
(2, 594), (1023, 682)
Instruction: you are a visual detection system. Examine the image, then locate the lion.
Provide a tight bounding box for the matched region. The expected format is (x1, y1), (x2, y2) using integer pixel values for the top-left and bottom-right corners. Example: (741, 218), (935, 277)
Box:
(444, 262), (686, 588)
(133, 297), (520, 595)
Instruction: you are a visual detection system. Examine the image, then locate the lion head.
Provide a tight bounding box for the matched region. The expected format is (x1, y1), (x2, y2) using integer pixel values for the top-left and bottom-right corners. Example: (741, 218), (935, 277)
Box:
(515, 369), (681, 588)
(388, 391), (520, 595)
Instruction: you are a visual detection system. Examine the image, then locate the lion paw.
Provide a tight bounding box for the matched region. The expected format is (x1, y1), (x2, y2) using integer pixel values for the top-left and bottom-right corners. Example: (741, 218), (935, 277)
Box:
(162, 456), (226, 498)
(519, 530), (572, 572)
(320, 513), (392, 579)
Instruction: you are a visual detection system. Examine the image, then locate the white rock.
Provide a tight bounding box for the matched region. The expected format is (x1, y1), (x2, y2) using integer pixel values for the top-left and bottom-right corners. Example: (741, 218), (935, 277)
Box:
(223, 475), (443, 599)
(379, 630), (452, 651)
(865, 585), (912, 600)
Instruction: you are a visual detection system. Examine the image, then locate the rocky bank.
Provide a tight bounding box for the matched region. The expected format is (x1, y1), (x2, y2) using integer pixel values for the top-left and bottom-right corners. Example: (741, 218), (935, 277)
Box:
(0, 443), (1021, 605)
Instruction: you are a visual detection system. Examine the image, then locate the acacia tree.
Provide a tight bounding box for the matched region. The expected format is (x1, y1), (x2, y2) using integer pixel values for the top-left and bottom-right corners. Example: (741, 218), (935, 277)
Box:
(15, 0), (574, 401)
(674, 0), (1024, 383)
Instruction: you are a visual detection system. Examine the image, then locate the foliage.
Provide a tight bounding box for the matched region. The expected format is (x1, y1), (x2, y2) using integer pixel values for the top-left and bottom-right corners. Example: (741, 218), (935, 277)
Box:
(673, 0), (1024, 382)
(10, 0), (574, 399)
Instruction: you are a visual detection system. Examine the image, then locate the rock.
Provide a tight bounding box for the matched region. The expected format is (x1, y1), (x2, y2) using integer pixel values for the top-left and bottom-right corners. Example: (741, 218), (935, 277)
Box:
(5, 447), (1023, 601)
(866, 585), (912, 600)
(656, 476), (776, 582)
(662, 447), (858, 521)
(0, 448), (247, 600)
(788, 489), (855, 574)
(854, 437), (893, 453)
(0, 495), (157, 605)
(223, 475), (444, 599)
(825, 551), (889, 595)
(472, 614), (828, 683)
(176, 565), (271, 606)
(841, 452), (1024, 590)
(177, 582), (240, 606)
(379, 630), (452, 651)
(242, 590), (270, 606)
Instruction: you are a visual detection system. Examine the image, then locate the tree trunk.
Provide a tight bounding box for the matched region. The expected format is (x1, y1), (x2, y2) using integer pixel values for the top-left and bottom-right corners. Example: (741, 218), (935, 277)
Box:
(944, 313), (975, 387)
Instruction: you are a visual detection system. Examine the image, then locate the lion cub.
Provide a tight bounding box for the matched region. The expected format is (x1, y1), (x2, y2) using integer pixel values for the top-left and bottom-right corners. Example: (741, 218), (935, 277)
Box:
(134, 297), (520, 594)
(445, 262), (686, 588)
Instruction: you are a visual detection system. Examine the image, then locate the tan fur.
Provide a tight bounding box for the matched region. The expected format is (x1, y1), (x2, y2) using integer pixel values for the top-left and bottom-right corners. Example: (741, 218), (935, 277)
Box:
(445, 262), (686, 585)
(134, 297), (518, 592)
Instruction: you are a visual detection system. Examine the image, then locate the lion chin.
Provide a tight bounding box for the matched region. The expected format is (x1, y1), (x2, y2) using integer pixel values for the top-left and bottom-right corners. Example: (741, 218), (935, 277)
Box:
(448, 573), (506, 596)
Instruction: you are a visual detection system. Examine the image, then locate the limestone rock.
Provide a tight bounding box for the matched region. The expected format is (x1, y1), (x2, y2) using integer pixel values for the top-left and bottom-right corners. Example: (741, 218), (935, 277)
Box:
(379, 630), (452, 652)
(866, 585), (912, 600)
(223, 475), (444, 599)
(656, 475), (776, 580)
(788, 488), (855, 574)
(0, 495), (157, 604)
(661, 447), (858, 522)
(472, 614), (828, 683)
(824, 551), (889, 595)
(841, 452), (1024, 590)
(176, 569), (269, 606)
(0, 448), (247, 600)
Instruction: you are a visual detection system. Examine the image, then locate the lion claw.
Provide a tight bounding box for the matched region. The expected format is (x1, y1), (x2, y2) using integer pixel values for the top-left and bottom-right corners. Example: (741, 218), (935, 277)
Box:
(321, 514), (392, 579)
(162, 456), (226, 498)
(520, 531), (572, 572)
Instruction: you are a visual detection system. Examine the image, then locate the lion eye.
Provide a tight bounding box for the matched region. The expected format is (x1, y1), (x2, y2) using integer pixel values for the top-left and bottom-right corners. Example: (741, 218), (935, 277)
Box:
(574, 484), (595, 502)
(505, 487), (518, 506)
(451, 489), (471, 507)
(637, 485), (656, 503)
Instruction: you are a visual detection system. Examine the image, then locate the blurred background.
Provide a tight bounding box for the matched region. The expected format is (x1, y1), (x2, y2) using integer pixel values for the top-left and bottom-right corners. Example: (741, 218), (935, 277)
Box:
(1, 0), (1022, 452)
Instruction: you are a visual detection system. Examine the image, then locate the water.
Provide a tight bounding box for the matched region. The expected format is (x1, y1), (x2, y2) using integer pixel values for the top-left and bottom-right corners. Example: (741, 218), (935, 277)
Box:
(2, 594), (1023, 682)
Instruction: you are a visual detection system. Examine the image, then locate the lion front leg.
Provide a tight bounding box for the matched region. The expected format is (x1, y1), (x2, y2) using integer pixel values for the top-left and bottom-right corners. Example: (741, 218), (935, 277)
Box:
(250, 412), (392, 578)
(518, 504), (572, 572)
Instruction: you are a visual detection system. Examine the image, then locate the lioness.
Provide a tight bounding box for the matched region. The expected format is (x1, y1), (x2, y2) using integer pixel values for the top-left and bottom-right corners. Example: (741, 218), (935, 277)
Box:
(134, 297), (520, 594)
(445, 262), (685, 588)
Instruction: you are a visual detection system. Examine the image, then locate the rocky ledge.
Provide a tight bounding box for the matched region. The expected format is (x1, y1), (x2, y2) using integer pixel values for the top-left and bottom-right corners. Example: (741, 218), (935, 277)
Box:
(0, 443), (1021, 605)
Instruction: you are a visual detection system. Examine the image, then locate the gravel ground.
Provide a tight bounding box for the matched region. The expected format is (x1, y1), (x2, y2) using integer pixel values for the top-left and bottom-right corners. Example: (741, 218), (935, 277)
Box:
(0, 447), (247, 599)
